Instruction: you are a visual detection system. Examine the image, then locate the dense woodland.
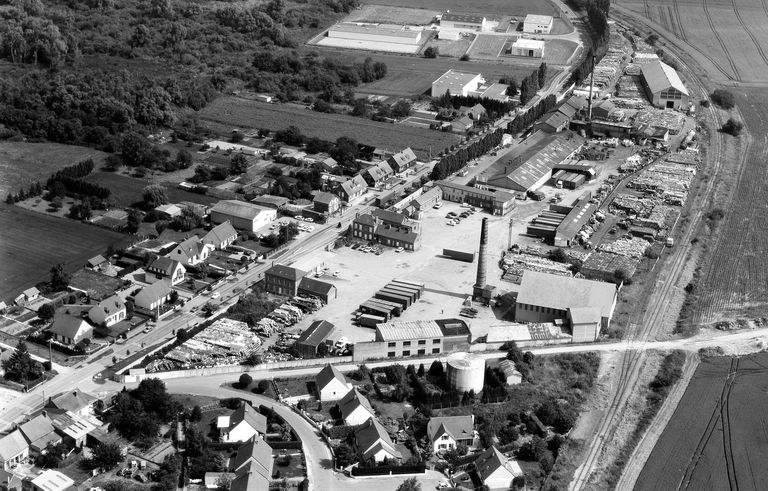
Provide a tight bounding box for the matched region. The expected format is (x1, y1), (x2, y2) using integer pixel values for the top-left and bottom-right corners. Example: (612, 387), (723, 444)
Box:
(0, 0), (376, 147)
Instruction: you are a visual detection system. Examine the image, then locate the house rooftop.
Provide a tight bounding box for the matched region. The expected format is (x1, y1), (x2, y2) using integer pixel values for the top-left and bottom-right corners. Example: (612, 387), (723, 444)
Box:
(427, 415), (474, 443)
(47, 389), (96, 414)
(339, 388), (375, 420)
(475, 446), (522, 482)
(524, 14), (554, 24)
(315, 363), (346, 390)
(203, 221), (238, 246)
(354, 417), (401, 461)
(49, 314), (90, 341)
(31, 469), (75, 491)
(298, 277), (336, 296)
(0, 430), (28, 462)
(232, 437), (273, 476)
(265, 264), (306, 282)
(229, 404), (267, 435)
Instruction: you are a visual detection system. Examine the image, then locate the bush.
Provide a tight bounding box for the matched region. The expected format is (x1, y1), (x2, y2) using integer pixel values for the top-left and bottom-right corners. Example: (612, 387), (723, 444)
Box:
(459, 54), (470, 61)
(711, 89), (735, 109)
(721, 118), (743, 136)
(238, 373), (253, 389)
(424, 47), (438, 58)
(257, 380), (270, 394)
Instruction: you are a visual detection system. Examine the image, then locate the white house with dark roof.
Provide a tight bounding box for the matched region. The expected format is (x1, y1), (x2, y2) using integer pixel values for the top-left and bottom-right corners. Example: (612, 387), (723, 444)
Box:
(134, 280), (172, 311)
(315, 364), (351, 401)
(218, 404), (267, 443)
(336, 175), (368, 203)
(49, 314), (92, 346)
(147, 257), (186, 286)
(88, 294), (126, 327)
(167, 236), (214, 266)
(339, 388), (376, 426)
(353, 417), (402, 464)
(474, 446), (523, 489)
(203, 221), (238, 250)
(427, 415), (476, 453)
(0, 430), (29, 470)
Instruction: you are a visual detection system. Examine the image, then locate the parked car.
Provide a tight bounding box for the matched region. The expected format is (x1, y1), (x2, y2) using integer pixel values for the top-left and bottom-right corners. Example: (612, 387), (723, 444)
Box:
(211, 292), (220, 299)
(305, 217), (314, 222)
(395, 247), (404, 253)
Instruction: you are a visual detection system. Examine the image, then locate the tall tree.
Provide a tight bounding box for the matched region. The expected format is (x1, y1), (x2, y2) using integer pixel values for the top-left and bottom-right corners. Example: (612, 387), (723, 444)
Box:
(142, 184), (168, 208)
(50, 263), (70, 291)
(2, 340), (40, 383)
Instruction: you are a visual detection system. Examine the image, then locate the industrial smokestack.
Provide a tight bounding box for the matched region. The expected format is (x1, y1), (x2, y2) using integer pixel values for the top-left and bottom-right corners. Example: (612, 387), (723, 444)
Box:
(587, 54), (596, 121)
(475, 218), (489, 290)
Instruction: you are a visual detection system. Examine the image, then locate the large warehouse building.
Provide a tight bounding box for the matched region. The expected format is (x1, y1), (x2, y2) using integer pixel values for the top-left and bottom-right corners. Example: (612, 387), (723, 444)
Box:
(440, 13), (489, 31)
(327, 23), (423, 45)
(436, 181), (516, 215)
(515, 271), (618, 342)
(210, 200), (276, 232)
(353, 318), (471, 361)
(509, 38), (545, 58)
(483, 138), (581, 193)
(640, 60), (689, 110)
(431, 70), (483, 97)
(523, 14), (554, 34)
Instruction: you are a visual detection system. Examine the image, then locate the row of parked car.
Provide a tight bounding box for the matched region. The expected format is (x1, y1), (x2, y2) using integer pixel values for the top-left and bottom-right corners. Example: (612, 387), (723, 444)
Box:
(445, 206), (476, 226)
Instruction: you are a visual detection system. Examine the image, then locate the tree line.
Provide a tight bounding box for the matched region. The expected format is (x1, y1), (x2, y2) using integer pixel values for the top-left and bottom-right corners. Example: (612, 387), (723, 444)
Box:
(570, 1), (611, 85)
(430, 128), (505, 181)
(506, 94), (557, 134)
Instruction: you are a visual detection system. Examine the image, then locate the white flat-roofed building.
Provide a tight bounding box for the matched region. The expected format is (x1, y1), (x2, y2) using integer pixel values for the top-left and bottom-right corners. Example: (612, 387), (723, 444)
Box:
(509, 38), (545, 58)
(328, 23), (423, 45)
(523, 14), (554, 34)
(431, 70), (483, 97)
(440, 13), (489, 31)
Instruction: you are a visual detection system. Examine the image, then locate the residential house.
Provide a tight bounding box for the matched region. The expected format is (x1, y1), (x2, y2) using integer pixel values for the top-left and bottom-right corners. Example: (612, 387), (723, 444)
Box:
(155, 204), (183, 218)
(0, 430), (28, 471)
(133, 280), (172, 311)
(211, 200), (277, 233)
(474, 446), (523, 489)
(315, 364), (350, 401)
(45, 390), (96, 419)
(351, 209), (421, 251)
(452, 115), (474, 132)
(30, 470), (75, 491)
(88, 295), (126, 328)
(264, 265), (307, 297)
(427, 415), (476, 453)
(15, 286), (40, 305)
(49, 411), (97, 448)
(313, 192), (341, 215)
(353, 417), (402, 464)
(19, 414), (61, 454)
(232, 437), (273, 476)
(319, 157), (339, 172)
(295, 321), (336, 359)
(202, 222), (238, 250)
(387, 148), (417, 173)
(167, 236), (214, 266)
(458, 104), (486, 121)
(229, 462), (269, 491)
(497, 360), (522, 385)
(339, 388), (376, 426)
(362, 162), (394, 187)
(336, 175), (368, 203)
(146, 257), (186, 286)
(86, 255), (107, 270)
(49, 314), (92, 346)
(218, 404), (267, 443)
(297, 277), (337, 304)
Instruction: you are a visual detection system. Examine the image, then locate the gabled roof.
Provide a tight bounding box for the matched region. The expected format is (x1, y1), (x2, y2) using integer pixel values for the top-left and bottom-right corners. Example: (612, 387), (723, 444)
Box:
(47, 390), (96, 414)
(49, 410), (96, 440)
(0, 430), (28, 461)
(354, 417), (401, 461)
(442, 13), (485, 24)
(134, 280), (172, 305)
(516, 271), (617, 319)
(203, 221), (238, 247)
(89, 294), (125, 318)
(265, 264), (306, 282)
(148, 256), (181, 276)
(313, 191), (339, 205)
(298, 277), (336, 296)
(315, 364), (347, 391)
(427, 415), (474, 443)
(173, 236), (207, 259)
(374, 225), (419, 243)
(296, 320), (336, 347)
(19, 414), (58, 449)
(372, 208), (408, 226)
(542, 112), (570, 129)
(564, 95), (587, 111)
(412, 187), (442, 208)
(339, 388), (375, 420)
(354, 214), (377, 227)
(454, 115), (473, 128)
(555, 102), (577, 119)
(593, 99), (615, 114)
(568, 306), (602, 324)
(497, 360), (521, 379)
(49, 314), (91, 340)
(388, 148), (417, 168)
(229, 466), (269, 491)
(87, 255), (107, 268)
(23, 287), (40, 298)
(212, 200), (272, 221)
(232, 437), (273, 476)
(642, 59), (689, 96)
(475, 446), (522, 481)
(365, 162), (394, 182)
(229, 404), (267, 435)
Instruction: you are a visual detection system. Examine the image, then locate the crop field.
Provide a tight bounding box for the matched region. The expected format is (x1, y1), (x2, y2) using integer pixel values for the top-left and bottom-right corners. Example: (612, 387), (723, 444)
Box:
(636, 354), (768, 490)
(689, 89), (768, 323)
(342, 4), (438, 24)
(467, 35), (509, 59)
(197, 97), (462, 159)
(0, 204), (129, 302)
(0, 142), (108, 199)
(616, 0), (768, 82)
(85, 172), (218, 209)
(360, 0), (557, 16)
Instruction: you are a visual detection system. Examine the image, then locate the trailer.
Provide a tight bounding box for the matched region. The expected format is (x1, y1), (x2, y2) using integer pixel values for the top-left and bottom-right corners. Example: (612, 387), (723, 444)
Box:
(375, 291), (410, 310)
(442, 249), (476, 263)
(358, 313), (386, 328)
(390, 280), (424, 299)
(368, 298), (403, 316)
(380, 285), (418, 303)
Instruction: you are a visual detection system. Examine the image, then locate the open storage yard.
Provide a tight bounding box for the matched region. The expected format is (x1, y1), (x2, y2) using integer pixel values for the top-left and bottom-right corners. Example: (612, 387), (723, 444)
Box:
(197, 97), (461, 158)
(0, 204), (129, 302)
(636, 353), (768, 491)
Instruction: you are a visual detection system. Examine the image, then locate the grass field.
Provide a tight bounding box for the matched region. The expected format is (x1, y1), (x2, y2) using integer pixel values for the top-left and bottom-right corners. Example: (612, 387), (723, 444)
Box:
(361, 0), (556, 16)
(197, 97), (461, 159)
(0, 142), (108, 199)
(85, 172), (218, 208)
(0, 204), (129, 302)
(342, 4), (438, 24)
(636, 354), (768, 490)
(617, 0), (768, 82)
(468, 35), (509, 59)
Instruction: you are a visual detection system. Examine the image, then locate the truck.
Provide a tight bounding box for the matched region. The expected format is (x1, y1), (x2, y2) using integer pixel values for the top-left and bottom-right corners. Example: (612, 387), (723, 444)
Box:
(357, 313), (386, 328)
(527, 190), (545, 201)
(666, 237), (674, 247)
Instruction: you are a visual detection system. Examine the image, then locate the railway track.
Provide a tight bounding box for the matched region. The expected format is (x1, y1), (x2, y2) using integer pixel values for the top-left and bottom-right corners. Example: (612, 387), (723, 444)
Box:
(570, 12), (730, 489)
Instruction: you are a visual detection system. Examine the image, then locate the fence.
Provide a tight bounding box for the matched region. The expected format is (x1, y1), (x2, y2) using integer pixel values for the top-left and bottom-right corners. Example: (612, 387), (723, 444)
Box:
(351, 464), (425, 477)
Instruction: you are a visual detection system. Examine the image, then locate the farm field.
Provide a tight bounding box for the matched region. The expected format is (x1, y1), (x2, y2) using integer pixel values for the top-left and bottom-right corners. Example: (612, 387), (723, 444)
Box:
(615, 0), (768, 82)
(85, 172), (218, 209)
(636, 354), (768, 491)
(689, 89), (768, 323)
(196, 97), (462, 159)
(0, 142), (108, 199)
(342, 4), (438, 24)
(0, 204), (129, 302)
(360, 0), (557, 16)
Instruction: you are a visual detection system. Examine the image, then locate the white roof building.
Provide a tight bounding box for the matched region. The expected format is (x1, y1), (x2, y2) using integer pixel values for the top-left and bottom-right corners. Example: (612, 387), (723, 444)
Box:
(523, 14), (554, 34)
(431, 70), (483, 97)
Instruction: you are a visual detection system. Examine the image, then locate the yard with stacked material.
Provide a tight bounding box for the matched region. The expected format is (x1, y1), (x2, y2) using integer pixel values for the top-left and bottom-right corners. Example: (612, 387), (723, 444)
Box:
(0, 204), (129, 302)
(636, 354), (768, 491)
(197, 97), (462, 159)
(615, 0), (768, 83)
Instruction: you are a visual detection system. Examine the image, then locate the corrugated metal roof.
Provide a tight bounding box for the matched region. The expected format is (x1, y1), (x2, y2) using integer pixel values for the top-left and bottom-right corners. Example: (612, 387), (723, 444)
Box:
(330, 22), (422, 39)
(376, 319), (442, 340)
(516, 271), (616, 318)
(641, 60), (689, 96)
(212, 200), (272, 221)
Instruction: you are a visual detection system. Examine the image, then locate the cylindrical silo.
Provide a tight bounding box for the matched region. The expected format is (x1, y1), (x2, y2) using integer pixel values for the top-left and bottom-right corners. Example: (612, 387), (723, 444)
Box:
(446, 352), (485, 393)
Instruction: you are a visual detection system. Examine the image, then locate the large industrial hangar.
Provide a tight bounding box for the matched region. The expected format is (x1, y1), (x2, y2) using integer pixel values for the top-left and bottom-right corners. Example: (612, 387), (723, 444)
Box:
(352, 318), (471, 361)
(327, 23), (423, 45)
(431, 70), (483, 97)
(440, 13), (490, 32)
(640, 60), (689, 110)
(527, 192), (597, 247)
